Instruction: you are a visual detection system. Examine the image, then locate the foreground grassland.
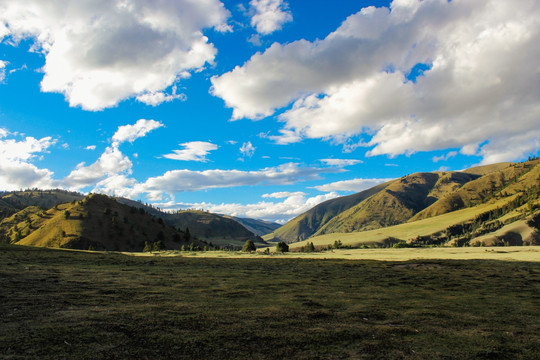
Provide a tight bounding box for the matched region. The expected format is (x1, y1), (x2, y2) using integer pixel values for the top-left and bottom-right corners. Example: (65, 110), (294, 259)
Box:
(1, 244), (539, 359)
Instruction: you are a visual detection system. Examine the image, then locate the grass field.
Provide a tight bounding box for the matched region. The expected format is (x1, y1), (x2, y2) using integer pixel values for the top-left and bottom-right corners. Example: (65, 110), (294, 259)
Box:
(1, 244), (540, 359)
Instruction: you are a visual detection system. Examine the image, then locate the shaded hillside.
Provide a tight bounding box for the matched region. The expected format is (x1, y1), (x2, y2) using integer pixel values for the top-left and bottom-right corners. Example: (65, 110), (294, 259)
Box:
(0, 194), (205, 251)
(0, 189), (83, 219)
(222, 216), (280, 236)
(116, 198), (267, 248)
(162, 211), (267, 248)
(267, 182), (390, 243)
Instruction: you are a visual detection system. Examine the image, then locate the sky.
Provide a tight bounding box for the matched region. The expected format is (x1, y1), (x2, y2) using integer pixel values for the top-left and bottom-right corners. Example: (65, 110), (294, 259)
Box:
(0, 0), (539, 223)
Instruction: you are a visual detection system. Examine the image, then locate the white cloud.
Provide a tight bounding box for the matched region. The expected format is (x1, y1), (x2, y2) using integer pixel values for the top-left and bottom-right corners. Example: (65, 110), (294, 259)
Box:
(212, 0), (540, 163)
(268, 129), (302, 145)
(319, 158), (363, 167)
(262, 191), (304, 199)
(0, 131), (57, 190)
(433, 151), (458, 163)
(64, 119), (162, 189)
(0, 134), (55, 162)
(163, 141), (218, 162)
(239, 141), (255, 158)
(249, 0), (292, 35)
(0, 60), (6, 82)
(136, 85), (187, 106)
(312, 178), (392, 193)
(112, 119), (164, 146)
(63, 146), (133, 188)
(0, 0), (230, 110)
(85, 145), (96, 151)
(136, 162), (339, 195)
(155, 191), (340, 223)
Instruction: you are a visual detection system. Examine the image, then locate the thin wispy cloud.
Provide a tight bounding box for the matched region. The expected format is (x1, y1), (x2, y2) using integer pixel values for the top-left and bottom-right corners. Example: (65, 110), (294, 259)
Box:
(163, 141), (218, 162)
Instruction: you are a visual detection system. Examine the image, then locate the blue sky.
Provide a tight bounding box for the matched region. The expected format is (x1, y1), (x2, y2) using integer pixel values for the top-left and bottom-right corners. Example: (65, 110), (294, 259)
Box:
(0, 0), (539, 223)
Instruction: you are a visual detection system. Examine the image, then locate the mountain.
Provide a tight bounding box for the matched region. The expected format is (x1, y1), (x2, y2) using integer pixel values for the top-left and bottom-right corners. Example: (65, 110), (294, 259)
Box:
(0, 189), (84, 219)
(265, 159), (540, 246)
(265, 182), (389, 243)
(222, 216), (281, 236)
(0, 194), (206, 251)
(115, 198), (267, 248)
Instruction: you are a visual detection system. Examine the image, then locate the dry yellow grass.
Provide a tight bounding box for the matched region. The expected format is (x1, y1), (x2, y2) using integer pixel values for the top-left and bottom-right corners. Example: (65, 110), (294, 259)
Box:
(127, 246), (540, 262)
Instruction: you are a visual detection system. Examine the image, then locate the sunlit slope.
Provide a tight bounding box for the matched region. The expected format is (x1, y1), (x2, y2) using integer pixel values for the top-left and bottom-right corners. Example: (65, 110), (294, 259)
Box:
(266, 159), (539, 246)
(266, 182), (390, 243)
(1, 194), (200, 251)
(290, 198), (538, 250)
(412, 160), (539, 221)
(315, 172), (478, 235)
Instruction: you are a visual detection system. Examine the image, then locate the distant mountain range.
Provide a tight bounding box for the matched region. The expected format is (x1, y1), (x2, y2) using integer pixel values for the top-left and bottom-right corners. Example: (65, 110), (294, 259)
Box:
(264, 159), (540, 247)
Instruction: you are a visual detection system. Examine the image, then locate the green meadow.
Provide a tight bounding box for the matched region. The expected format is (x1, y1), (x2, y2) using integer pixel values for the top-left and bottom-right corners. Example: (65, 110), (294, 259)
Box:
(1, 244), (540, 359)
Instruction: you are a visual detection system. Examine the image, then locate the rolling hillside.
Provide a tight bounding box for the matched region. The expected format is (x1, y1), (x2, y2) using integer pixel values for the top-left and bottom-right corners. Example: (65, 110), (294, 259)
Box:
(266, 182), (390, 243)
(115, 198), (267, 248)
(266, 159), (540, 246)
(0, 194), (207, 251)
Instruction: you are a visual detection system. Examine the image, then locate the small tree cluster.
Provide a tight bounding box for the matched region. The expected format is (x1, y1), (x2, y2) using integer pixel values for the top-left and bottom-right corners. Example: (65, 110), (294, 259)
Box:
(276, 241), (289, 252)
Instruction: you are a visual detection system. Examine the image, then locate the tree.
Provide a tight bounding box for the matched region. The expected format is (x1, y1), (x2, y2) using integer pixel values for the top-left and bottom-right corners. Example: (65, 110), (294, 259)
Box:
(143, 241), (152, 252)
(276, 241), (289, 252)
(153, 240), (165, 251)
(242, 239), (256, 252)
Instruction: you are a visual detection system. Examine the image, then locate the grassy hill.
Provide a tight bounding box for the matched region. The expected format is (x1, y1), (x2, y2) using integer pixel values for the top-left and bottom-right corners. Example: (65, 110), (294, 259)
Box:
(0, 194), (207, 251)
(0, 189), (83, 219)
(116, 197), (267, 249)
(265, 182), (389, 243)
(161, 210), (267, 248)
(265, 159), (540, 248)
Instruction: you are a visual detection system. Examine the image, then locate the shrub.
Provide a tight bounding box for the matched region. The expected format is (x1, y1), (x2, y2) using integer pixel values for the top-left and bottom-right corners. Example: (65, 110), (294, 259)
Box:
(242, 239), (256, 252)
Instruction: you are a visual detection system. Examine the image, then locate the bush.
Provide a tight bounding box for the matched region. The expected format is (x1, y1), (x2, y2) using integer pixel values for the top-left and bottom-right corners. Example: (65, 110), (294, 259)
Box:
(276, 241), (289, 252)
(242, 239), (256, 252)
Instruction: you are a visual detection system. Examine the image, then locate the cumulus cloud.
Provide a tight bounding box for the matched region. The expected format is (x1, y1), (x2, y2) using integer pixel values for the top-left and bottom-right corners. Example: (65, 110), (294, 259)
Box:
(63, 146), (133, 188)
(249, 0), (292, 35)
(64, 119), (162, 189)
(163, 141), (218, 162)
(0, 0), (230, 110)
(112, 119), (164, 146)
(212, 0), (540, 163)
(85, 145), (96, 151)
(0, 130), (57, 190)
(312, 178), (392, 193)
(319, 158), (363, 167)
(155, 191), (340, 223)
(239, 141), (256, 158)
